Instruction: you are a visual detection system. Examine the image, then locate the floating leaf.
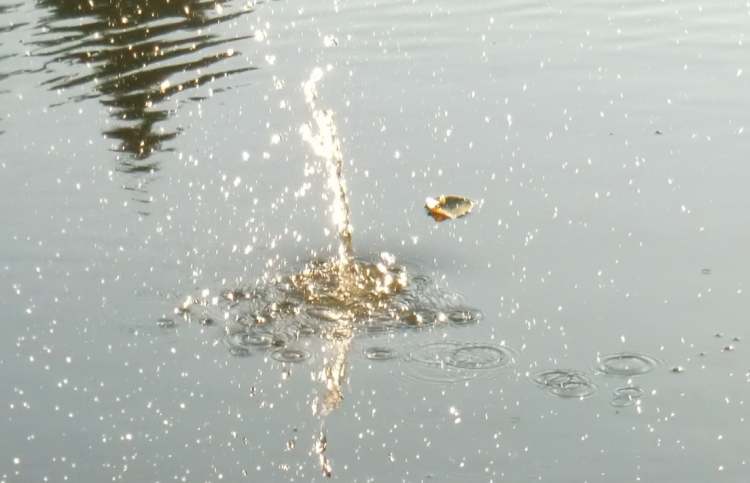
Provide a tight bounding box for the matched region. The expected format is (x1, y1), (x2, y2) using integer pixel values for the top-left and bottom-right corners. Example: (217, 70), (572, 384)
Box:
(425, 195), (474, 222)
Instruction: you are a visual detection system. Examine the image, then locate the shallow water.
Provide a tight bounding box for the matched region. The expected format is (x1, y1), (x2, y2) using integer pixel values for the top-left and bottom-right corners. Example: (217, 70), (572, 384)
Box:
(2, 0), (750, 481)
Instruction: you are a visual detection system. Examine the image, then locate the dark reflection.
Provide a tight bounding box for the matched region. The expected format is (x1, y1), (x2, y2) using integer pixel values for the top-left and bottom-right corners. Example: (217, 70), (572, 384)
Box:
(0, 3), (22, 134)
(32, 0), (257, 166)
(0, 2), (26, 103)
(0, 2), (27, 35)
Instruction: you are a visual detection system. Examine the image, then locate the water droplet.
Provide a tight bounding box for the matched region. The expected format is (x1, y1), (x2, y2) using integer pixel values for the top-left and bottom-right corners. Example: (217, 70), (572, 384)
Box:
(596, 352), (660, 376)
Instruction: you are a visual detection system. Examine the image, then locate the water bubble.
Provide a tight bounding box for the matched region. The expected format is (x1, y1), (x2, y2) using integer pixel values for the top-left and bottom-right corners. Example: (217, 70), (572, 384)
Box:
(362, 321), (397, 336)
(244, 330), (275, 348)
(447, 308), (483, 327)
(263, 300), (301, 320)
(174, 305), (191, 316)
(306, 306), (345, 322)
(296, 323), (317, 337)
(222, 289), (248, 302)
(610, 386), (644, 407)
(411, 274), (430, 286)
(271, 348), (311, 363)
(363, 346), (397, 361)
(533, 369), (598, 399)
(156, 317), (176, 328)
(596, 352), (660, 376)
(228, 345), (251, 357)
(400, 309), (443, 327)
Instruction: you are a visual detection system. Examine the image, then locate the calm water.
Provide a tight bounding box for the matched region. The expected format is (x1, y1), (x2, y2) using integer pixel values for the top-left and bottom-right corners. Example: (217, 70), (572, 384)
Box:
(2, 0), (750, 481)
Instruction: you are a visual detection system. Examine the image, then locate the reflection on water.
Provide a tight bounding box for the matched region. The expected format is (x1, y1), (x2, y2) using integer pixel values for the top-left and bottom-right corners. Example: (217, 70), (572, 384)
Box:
(0, 2), (26, 134)
(31, 0), (256, 168)
(313, 325), (352, 477)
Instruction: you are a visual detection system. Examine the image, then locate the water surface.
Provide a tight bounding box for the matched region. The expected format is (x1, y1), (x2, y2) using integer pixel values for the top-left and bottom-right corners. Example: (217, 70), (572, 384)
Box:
(1, 0), (749, 481)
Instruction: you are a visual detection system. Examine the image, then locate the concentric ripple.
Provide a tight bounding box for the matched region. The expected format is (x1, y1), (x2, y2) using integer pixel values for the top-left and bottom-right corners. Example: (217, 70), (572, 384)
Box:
(403, 341), (515, 383)
(271, 348), (311, 363)
(446, 344), (513, 370)
(533, 369), (598, 399)
(596, 352), (660, 376)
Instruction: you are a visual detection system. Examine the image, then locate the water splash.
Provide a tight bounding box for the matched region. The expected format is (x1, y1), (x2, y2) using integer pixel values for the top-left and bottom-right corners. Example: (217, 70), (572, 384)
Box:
(300, 67), (354, 266)
(172, 68), (484, 479)
(208, 253), (478, 355)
